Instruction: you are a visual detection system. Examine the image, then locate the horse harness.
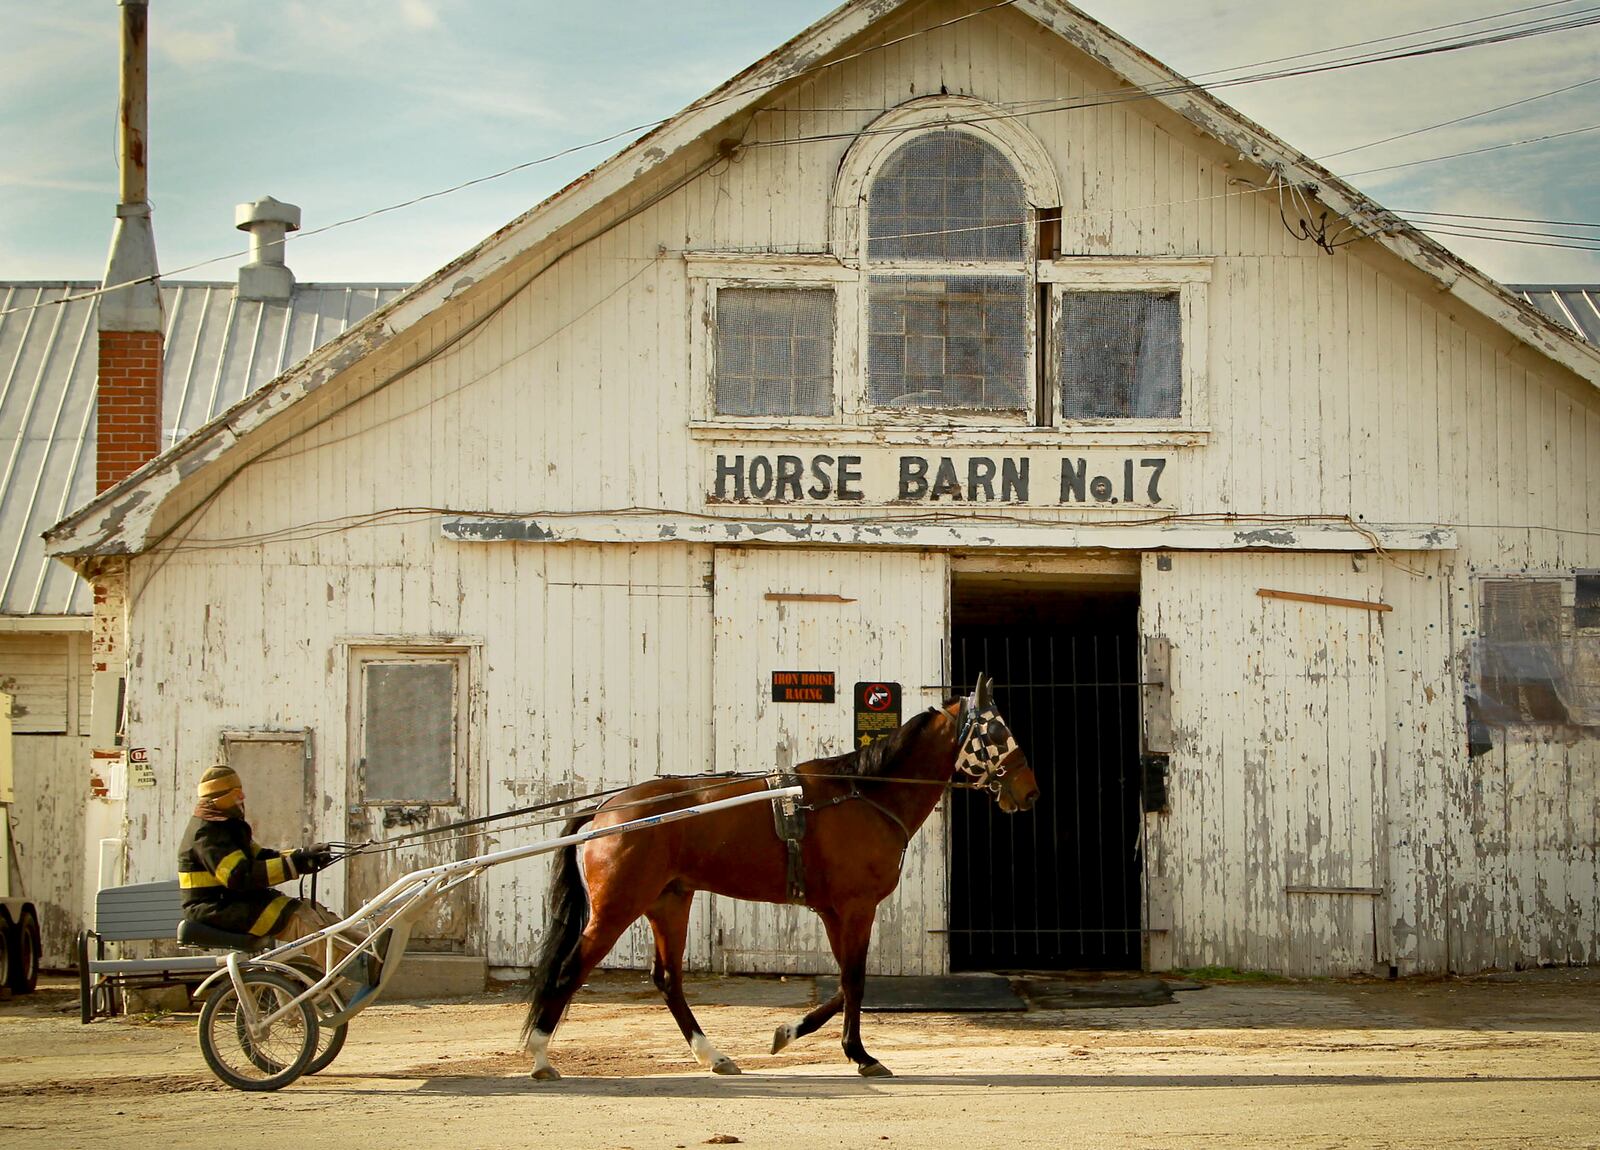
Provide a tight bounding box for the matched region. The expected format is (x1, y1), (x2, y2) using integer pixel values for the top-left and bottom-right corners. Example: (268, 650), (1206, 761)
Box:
(765, 699), (1018, 905)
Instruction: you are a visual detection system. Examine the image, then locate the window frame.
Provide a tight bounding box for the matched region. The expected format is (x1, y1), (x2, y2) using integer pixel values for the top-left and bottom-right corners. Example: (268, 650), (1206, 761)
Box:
(836, 100), (1059, 428)
(687, 255), (855, 428)
(1043, 258), (1211, 433)
(1470, 570), (1600, 729)
(346, 645), (473, 809)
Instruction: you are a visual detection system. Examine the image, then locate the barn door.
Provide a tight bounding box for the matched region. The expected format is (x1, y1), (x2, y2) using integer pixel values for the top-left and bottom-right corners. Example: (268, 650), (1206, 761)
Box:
(1141, 553), (1387, 975)
(710, 547), (948, 975)
(345, 647), (477, 952)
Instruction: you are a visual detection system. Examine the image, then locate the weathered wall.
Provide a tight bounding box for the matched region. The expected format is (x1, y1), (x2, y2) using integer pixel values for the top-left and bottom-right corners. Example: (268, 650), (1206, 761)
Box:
(9, 733), (89, 967)
(1, 630), (91, 965)
(108, 0), (1600, 972)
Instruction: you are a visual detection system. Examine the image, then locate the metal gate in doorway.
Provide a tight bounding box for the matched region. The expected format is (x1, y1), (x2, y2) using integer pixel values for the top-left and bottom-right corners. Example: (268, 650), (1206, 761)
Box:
(949, 595), (1144, 971)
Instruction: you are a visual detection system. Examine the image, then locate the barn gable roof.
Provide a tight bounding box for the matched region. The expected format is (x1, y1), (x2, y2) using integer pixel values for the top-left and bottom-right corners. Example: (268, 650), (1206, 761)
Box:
(44, 0), (1600, 562)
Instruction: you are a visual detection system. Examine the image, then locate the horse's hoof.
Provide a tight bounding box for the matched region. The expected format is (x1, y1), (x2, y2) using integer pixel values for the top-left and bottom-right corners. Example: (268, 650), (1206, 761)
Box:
(712, 1058), (742, 1075)
(858, 1061), (893, 1078)
(771, 1024), (795, 1054)
(532, 1066), (562, 1081)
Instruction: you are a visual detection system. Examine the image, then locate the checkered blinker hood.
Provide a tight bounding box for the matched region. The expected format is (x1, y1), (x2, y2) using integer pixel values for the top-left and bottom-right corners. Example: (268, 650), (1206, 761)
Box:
(955, 673), (1020, 792)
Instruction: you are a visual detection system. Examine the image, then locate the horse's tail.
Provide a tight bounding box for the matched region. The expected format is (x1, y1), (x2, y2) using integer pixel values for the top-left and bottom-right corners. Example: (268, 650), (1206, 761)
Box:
(522, 814), (593, 1042)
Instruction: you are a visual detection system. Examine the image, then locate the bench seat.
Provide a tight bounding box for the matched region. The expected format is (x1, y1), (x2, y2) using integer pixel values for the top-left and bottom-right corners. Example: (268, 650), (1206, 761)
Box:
(78, 879), (253, 1023)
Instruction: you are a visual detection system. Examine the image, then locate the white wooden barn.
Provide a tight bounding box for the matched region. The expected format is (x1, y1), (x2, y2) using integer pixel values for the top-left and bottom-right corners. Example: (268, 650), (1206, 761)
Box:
(45, 0), (1600, 979)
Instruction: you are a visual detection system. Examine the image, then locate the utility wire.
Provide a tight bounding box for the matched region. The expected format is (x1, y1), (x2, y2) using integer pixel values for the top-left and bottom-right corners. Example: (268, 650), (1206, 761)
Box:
(1315, 74), (1600, 161)
(7, 2), (1599, 320)
(1340, 121), (1600, 176)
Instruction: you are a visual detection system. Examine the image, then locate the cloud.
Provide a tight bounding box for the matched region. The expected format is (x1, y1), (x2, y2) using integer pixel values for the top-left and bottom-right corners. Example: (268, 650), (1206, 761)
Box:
(160, 24), (242, 67)
(400, 1), (441, 31)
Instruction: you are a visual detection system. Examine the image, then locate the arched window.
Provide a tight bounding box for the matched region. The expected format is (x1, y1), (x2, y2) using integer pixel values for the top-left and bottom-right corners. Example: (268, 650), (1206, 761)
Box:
(865, 131), (1030, 411)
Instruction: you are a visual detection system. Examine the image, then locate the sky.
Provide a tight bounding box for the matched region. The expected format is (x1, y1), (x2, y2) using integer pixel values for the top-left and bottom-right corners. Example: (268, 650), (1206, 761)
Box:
(2, 0), (1597, 288)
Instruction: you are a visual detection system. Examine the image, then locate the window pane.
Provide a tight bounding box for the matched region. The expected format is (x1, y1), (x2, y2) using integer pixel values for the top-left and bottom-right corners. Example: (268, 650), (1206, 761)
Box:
(715, 288), (835, 417)
(1059, 292), (1182, 419)
(1476, 580), (1572, 724)
(362, 662), (456, 802)
(868, 132), (1026, 261)
(867, 275), (1028, 409)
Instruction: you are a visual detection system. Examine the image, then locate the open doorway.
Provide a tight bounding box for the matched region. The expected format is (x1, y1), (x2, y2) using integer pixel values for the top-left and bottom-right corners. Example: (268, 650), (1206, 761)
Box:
(949, 570), (1143, 971)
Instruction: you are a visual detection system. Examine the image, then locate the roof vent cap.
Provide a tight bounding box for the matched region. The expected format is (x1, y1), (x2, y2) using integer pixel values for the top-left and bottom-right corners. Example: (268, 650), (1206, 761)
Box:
(234, 195), (301, 301)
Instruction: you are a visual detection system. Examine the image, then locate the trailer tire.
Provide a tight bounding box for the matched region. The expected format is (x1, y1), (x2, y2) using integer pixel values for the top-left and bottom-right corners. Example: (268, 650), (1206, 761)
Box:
(8, 909), (40, 995)
(0, 925), (10, 994)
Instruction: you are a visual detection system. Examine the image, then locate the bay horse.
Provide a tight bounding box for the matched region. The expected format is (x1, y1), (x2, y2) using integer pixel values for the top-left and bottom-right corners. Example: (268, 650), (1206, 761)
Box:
(523, 673), (1038, 1079)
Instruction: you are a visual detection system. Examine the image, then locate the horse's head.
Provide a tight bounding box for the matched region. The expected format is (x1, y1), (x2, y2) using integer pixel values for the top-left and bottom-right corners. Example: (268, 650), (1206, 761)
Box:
(953, 673), (1039, 814)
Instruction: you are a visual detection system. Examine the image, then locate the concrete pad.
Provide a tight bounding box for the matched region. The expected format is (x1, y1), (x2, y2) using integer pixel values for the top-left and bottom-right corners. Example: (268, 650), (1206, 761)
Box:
(382, 953), (486, 1000)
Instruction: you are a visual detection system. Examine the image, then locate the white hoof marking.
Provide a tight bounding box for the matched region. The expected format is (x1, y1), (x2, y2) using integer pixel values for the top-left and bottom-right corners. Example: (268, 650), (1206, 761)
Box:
(527, 1029), (559, 1080)
(691, 1031), (735, 1072)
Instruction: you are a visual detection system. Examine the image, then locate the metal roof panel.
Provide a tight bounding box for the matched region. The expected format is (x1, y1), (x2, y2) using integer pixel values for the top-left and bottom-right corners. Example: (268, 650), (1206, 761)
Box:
(0, 280), (406, 615)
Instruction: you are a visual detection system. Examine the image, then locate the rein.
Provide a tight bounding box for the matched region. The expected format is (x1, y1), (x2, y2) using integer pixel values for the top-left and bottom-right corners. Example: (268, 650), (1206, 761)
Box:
(330, 769), (984, 859)
(335, 700), (1011, 860)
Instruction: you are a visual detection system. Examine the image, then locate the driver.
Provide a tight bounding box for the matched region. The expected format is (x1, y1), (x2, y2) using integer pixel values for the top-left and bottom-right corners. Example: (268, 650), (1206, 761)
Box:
(177, 764), (336, 941)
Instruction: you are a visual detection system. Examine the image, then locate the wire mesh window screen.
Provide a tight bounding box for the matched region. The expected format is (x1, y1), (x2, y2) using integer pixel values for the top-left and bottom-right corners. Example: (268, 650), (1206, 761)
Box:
(714, 288), (835, 417)
(1475, 578), (1600, 726)
(867, 275), (1029, 408)
(868, 132), (1027, 261)
(362, 662), (457, 802)
(1059, 291), (1182, 419)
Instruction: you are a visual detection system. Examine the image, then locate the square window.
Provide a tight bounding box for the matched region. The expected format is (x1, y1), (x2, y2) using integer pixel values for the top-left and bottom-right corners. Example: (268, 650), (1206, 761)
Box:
(1059, 291), (1182, 419)
(714, 288), (835, 417)
(868, 275), (1028, 410)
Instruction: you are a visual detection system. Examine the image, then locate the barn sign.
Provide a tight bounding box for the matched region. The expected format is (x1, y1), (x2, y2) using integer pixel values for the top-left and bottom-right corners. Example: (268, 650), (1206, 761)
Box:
(708, 450), (1173, 507)
(772, 670), (836, 703)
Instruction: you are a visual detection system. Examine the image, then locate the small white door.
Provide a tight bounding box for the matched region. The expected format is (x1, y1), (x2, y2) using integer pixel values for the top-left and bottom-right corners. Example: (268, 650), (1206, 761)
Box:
(345, 647), (476, 952)
(710, 547), (949, 975)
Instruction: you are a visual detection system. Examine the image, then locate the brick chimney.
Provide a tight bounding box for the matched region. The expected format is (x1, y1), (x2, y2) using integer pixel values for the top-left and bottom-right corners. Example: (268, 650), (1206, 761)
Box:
(97, 0), (164, 493)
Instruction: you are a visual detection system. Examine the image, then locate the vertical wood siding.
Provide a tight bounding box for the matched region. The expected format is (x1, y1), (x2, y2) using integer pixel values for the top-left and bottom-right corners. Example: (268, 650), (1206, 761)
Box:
(109, 0), (1600, 972)
(710, 547), (949, 975)
(1142, 552), (1387, 975)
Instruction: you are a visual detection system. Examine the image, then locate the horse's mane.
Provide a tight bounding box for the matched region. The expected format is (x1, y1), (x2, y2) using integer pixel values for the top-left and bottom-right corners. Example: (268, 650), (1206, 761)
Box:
(840, 704), (955, 779)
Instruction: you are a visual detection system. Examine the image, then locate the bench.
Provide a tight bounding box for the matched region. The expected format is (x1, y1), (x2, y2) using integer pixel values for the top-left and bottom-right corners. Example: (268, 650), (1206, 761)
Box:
(77, 880), (268, 1023)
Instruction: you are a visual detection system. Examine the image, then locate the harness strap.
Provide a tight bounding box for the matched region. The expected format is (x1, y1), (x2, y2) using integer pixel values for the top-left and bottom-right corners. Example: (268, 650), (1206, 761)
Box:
(806, 785), (913, 846)
(767, 772), (809, 904)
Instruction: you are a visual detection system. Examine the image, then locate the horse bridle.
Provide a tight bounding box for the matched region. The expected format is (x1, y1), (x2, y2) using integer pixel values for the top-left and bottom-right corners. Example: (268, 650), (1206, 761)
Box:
(954, 697), (1020, 795)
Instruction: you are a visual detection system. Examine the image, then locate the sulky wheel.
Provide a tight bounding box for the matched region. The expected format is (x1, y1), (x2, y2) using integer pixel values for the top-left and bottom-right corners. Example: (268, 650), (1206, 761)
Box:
(198, 968), (318, 1091)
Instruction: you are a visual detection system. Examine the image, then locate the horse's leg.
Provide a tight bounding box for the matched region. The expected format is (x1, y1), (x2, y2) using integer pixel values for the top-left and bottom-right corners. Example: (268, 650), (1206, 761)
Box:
(771, 908), (846, 1054)
(647, 888), (739, 1075)
(526, 849), (650, 1082)
(834, 904), (891, 1077)
(770, 988), (844, 1054)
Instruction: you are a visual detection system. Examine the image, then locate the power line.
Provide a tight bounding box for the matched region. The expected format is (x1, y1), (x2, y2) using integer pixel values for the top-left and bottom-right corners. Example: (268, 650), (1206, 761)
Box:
(1396, 208), (1600, 227)
(1315, 74), (1600, 161)
(1340, 121), (1600, 176)
(7, 2), (1600, 320)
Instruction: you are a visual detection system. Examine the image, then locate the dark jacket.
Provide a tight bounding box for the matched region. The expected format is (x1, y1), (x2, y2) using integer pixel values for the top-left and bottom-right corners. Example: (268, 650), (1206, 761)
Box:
(177, 815), (301, 936)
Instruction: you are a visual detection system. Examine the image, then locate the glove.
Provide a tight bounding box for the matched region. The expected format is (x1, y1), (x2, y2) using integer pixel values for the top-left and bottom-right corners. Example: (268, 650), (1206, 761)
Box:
(291, 844), (336, 874)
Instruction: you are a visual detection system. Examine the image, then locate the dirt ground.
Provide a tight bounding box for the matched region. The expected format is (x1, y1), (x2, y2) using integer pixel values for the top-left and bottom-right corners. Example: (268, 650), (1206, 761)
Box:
(2, 969), (1598, 1149)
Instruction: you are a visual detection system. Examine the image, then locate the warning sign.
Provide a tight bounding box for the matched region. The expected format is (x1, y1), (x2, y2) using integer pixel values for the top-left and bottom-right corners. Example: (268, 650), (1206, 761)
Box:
(772, 670), (836, 703)
(853, 681), (902, 747)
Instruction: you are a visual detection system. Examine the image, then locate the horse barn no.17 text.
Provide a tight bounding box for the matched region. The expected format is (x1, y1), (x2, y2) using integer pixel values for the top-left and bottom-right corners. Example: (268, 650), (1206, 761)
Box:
(709, 452), (1171, 507)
